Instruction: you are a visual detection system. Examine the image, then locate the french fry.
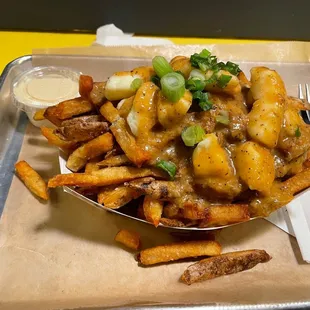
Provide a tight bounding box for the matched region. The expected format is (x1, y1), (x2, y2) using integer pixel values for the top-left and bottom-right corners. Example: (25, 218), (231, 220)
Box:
(99, 101), (120, 123)
(143, 196), (164, 227)
(79, 75), (93, 98)
(110, 118), (150, 167)
(160, 218), (185, 227)
(287, 96), (310, 110)
(15, 160), (49, 200)
(181, 249), (271, 285)
(163, 203), (181, 219)
(89, 81), (106, 106)
(48, 167), (164, 188)
(138, 240), (221, 266)
(97, 154), (131, 167)
(84, 157), (101, 174)
(44, 97), (94, 125)
(41, 127), (77, 150)
(199, 204), (250, 227)
(126, 179), (181, 200)
(66, 132), (114, 172)
(33, 108), (46, 121)
(118, 96), (134, 118)
(98, 185), (141, 209)
(283, 167), (310, 195)
(238, 71), (251, 89)
(115, 229), (141, 250)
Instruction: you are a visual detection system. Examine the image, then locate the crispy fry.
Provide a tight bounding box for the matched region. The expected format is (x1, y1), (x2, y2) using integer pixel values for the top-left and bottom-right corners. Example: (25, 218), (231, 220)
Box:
(143, 196), (164, 227)
(66, 132), (114, 172)
(48, 167), (164, 188)
(163, 203), (181, 219)
(138, 240), (221, 266)
(110, 118), (150, 167)
(79, 75), (93, 98)
(283, 167), (310, 195)
(115, 229), (141, 250)
(44, 97), (94, 125)
(97, 154), (131, 167)
(126, 178), (181, 200)
(99, 101), (120, 123)
(238, 71), (251, 89)
(199, 204), (250, 227)
(160, 218), (185, 227)
(84, 157), (101, 174)
(118, 96), (134, 118)
(89, 81), (106, 106)
(181, 249), (271, 285)
(15, 160), (49, 200)
(41, 127), (77, 150)
(33, 108), (46, 121)
(98, 185), (141, 209)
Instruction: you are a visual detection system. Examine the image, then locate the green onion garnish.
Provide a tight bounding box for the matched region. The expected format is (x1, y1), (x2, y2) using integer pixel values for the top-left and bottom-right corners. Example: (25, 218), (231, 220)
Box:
(151, 75), (160, 87)
(152, 56), (173, 78)
(156, 160), (177, 180)
(130, 78), (143, 90)
(186, 78), (206, 92)
(216, 110), (230, 125)
(192, 91), (213, 111)
(181, 125), (205, 147)
(189, 69), (205, 81)
(217, 74), (232, 88)
(199, 49), (211, 58)
(160, 72), (185, 103)
(295, 126), (301, 137)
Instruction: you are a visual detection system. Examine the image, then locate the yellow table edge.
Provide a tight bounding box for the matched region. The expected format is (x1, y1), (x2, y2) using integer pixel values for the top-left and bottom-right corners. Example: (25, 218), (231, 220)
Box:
(0, 30), (269, 73)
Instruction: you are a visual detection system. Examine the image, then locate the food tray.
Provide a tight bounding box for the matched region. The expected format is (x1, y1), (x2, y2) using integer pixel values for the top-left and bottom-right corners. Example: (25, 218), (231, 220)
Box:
(1, 55), (310, 310)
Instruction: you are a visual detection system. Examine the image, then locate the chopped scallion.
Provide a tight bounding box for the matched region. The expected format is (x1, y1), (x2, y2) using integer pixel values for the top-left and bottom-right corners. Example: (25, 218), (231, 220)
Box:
(156, 160), (177, 180)
(216, 110), (230, 125)
(152, 56), (173, 78)
(192, 91), (213, 111)
(130, 78), (143, 90)
(217, 74), (232, 88)
(151, 75), (160, 87)
(189, 69), (205, 81)
(160, 72), (185, 103)
(181, 125), (205, 147)
(186, 78), (206, 91)
(295, 126), (301, 137)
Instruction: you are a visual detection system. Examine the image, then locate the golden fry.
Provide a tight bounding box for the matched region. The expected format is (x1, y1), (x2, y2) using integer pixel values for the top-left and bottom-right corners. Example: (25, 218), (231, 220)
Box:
(89, 81), (106, 106)
(15, 160), (49, 200)
(84, 157), (101, 174)
(66, 132), (114, 172)
(44, 97), (94, 125)
(99, 101), (120, 123)
(199, 204), (250, 227)
(79, 75), (93, 98)
(181, 249), (271, 285)
(110, 118), (150, 167)
(115, 229), (141, 250)
(160, 218), (185, 227)
(97, 154), (131, 167)
(41, 127), (77, 150)
(33, 108), (46, 121)
(48, 167), (164, 188)
(283, 167), (310, 195)
(138, 240), (221, 266)
(118, 96), (134, 118)
(143, 196), (163, 227)
(98, 185), (141, 209)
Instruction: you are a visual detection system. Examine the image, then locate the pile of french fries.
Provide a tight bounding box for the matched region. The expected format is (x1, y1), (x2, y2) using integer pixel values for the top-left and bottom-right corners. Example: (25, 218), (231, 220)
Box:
(16, 49), (310, 230)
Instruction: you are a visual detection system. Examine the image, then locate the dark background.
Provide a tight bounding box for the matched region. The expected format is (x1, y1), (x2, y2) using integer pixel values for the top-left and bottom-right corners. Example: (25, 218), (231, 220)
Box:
(1, 0), (307, 40)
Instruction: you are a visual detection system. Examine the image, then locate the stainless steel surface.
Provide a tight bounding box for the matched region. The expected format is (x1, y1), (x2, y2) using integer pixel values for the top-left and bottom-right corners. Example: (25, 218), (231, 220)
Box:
(1, 55), (310, 309)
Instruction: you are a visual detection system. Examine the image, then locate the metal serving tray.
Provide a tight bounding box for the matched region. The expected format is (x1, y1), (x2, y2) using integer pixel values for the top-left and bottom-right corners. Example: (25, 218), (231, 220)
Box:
(1, 55), (310, 310)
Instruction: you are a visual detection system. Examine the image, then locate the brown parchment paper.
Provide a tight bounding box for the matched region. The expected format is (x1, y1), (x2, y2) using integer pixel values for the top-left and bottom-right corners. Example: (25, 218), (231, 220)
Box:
(1, 43), (310, 310)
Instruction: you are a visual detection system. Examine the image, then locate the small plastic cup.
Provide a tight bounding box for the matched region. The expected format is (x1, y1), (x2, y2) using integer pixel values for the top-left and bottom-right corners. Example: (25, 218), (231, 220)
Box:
(11, 66), (81, 127)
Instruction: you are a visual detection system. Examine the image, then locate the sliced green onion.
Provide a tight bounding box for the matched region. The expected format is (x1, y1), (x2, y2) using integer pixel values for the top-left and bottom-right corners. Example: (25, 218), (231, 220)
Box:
(151, 75), (160, 87)
(186, 78), (206, 92)
(192, 91), (213, 111)
(205, 72), (218, 85)
(199, 49), (211, 58)
(181, 125), (205, 147)
(160, 72), (185, 103)
(295, 126), (301, 137)
(130, 78), (143, 90)
(156, 160), (177, 180)
(217, 74), (232, 88)
(225, 61), (241, 75)
(152, 56), (173, 78)
(189, 69), (205, 81)
(216, 110), (230, 125)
